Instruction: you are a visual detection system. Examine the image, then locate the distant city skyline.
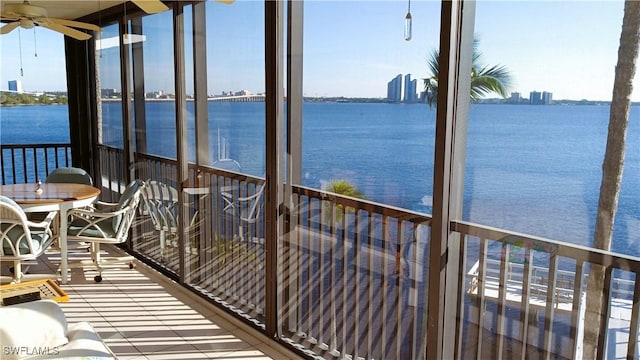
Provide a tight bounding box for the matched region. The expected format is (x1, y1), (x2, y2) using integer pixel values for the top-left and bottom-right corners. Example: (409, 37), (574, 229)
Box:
(1, 1), (638, 101)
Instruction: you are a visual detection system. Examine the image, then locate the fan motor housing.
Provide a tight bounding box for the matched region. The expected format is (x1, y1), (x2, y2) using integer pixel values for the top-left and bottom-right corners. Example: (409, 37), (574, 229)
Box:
(4, 3), (47, 18)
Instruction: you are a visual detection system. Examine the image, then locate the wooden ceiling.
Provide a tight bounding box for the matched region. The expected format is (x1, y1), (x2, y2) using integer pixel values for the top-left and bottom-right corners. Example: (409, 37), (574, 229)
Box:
(1, 1), (128, 20)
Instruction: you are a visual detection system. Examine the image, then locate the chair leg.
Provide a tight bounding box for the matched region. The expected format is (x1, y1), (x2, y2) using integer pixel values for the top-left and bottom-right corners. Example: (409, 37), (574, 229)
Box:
(86, 242), (135, 282)
(160, 230), (166, 261)
(93, 243), (103, 282)
(12, 261), (22, 284)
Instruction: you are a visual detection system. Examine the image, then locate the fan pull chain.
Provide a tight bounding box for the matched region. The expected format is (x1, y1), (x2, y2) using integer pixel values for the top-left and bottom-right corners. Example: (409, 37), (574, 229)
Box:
(33, 28), (38, 57)
(18, 28), (24, 76)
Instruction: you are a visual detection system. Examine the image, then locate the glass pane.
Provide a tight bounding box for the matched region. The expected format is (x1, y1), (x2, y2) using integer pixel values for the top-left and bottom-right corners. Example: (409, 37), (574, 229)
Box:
(182, 0), (267, 323)
(206, 1), (265, 175)
(0, 29), (71, 183)
(126, 10), (178, 269)
(279, 2), (440, 358)
(467, 1), (639, 256)
(460, 2), (640, 359)
(97, 23), (123, 148)
(185, 5), (196, 164)
(142, 11), (176, 160)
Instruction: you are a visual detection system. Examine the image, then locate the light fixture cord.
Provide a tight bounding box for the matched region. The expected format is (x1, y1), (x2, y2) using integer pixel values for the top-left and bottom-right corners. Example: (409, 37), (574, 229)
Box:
(407, 0), (411, 14)
(18, 28), (24, 76)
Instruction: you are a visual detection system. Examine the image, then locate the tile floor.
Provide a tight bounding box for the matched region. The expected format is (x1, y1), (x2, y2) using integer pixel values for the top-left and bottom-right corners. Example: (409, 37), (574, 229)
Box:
(3, 244), (302, 360)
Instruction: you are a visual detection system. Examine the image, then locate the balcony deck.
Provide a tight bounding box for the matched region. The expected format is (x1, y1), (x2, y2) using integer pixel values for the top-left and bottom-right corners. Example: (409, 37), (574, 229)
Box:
(1, 243), (299, 360)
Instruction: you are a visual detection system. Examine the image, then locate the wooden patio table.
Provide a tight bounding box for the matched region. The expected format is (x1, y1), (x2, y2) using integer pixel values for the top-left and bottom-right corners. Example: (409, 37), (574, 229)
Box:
(0, 183), (101, 284)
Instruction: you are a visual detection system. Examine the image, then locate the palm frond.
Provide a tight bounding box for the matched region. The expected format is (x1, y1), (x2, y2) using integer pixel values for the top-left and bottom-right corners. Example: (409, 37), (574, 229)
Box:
(423, 50), (440, 108)
(424, 34), (512, 108)
(470, 64), (512, 100)
(426, 49), (439, 77)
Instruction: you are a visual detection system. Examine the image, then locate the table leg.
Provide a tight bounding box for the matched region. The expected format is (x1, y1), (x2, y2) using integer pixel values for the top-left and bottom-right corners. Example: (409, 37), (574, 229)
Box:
(59, 203), (70, 284)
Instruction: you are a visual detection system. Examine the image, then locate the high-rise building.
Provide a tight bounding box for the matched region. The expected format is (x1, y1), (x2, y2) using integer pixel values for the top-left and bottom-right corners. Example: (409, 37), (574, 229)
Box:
(8, 80), (23, 93)
(410, 79), (418, 101)
(529, 91), (542, 105)
(387, 74), (403, 102)
(542, 91), (553, 105)
(403, 74), (417, 102)
(509, 92), (521, 104)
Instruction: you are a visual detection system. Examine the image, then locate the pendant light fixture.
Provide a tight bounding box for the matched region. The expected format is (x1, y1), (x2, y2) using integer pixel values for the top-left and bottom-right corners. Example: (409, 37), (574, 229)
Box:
(404, 0), (412, 41)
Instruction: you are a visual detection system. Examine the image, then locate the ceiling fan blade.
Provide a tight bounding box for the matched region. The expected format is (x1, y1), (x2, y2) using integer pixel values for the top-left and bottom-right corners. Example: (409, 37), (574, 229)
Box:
(131, 0), (169, 14)
(38, 21), (92, 40)
(1, 13), (20, 21)
(47, 18), (101, 32)
(0, 21), (19, 35)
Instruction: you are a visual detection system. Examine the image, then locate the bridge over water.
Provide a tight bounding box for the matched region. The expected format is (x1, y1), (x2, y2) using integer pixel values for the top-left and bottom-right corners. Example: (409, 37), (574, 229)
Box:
(207, 94), (265, 102)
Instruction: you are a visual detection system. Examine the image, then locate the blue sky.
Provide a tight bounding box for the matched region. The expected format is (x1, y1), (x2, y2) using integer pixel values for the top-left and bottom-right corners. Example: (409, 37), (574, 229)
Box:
(1, 0), (638, 101)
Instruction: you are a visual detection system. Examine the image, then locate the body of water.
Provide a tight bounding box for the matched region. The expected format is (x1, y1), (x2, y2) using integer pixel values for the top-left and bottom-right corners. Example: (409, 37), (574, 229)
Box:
(1, 102), (638, 256)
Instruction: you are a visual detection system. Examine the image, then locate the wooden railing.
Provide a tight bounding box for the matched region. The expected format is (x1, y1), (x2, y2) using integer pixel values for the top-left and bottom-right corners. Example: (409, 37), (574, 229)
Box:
(281, 185), (432, 359)
(99, 145), (435, 359)
(452, 220), (640, 360)
(0, 143), (72, 184)
(10, 143), (637, 360)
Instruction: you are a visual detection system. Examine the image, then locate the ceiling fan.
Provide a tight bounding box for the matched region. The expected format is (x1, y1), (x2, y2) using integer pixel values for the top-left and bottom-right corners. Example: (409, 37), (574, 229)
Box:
(0, 1), (101, 41)
(128, 1), (236, 15)
(131, 0), (236, 13)
(131, 0), (169, 14)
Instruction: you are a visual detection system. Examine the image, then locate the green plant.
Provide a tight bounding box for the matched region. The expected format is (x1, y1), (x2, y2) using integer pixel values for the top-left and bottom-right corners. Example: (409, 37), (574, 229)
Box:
(423, 35), (512, 108)
(324, 179), (365, 224)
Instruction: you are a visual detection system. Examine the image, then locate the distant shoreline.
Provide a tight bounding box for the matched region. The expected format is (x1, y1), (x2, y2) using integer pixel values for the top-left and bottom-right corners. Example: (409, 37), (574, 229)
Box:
(83, 96), (640, 106)
(2, 96), (638, 107)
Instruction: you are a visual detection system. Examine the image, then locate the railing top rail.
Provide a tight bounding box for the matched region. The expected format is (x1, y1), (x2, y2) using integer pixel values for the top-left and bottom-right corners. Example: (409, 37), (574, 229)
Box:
(192, 164), (264, 185)
(453, 219), (640, 273)
(97, 144), (123, 151)
(292, 183), (432, 224)
(1, 143), (71, 149)
(134, 151), (176, 165)
(130, 150), (265, 185)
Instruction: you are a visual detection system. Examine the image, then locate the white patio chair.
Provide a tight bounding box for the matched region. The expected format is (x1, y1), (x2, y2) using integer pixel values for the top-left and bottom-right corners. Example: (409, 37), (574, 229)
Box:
(141, 180), (180, 259)
(66, 179), (144, 282)
(0, 196), (58, 284)
(225, 183), (265, 244)
(41, 166), (95, 248)
(45, 167), (93, 185)
(212, 158), (242, 212)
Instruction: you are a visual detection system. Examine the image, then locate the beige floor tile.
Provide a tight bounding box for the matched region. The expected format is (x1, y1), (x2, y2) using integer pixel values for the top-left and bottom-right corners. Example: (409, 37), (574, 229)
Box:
(199, 348), (275, 359)
(11, 244), (304, 359)
(256, 342), (300, 360)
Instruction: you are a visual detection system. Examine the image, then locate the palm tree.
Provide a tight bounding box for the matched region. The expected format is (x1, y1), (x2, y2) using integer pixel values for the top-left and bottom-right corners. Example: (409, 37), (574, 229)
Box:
(583, 1), (639, 358)
(423, 36), (512, 108)
(324, 179), (365, 223)
(325, 179), (364, 199)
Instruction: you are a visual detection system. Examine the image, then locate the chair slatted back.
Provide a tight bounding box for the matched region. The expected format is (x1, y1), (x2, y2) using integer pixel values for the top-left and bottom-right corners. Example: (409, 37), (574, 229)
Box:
(1, 196), (39, 257)
(45, 167), (93, 185)
(113, 180), (145, 240)
(142, 181), (179, 233)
